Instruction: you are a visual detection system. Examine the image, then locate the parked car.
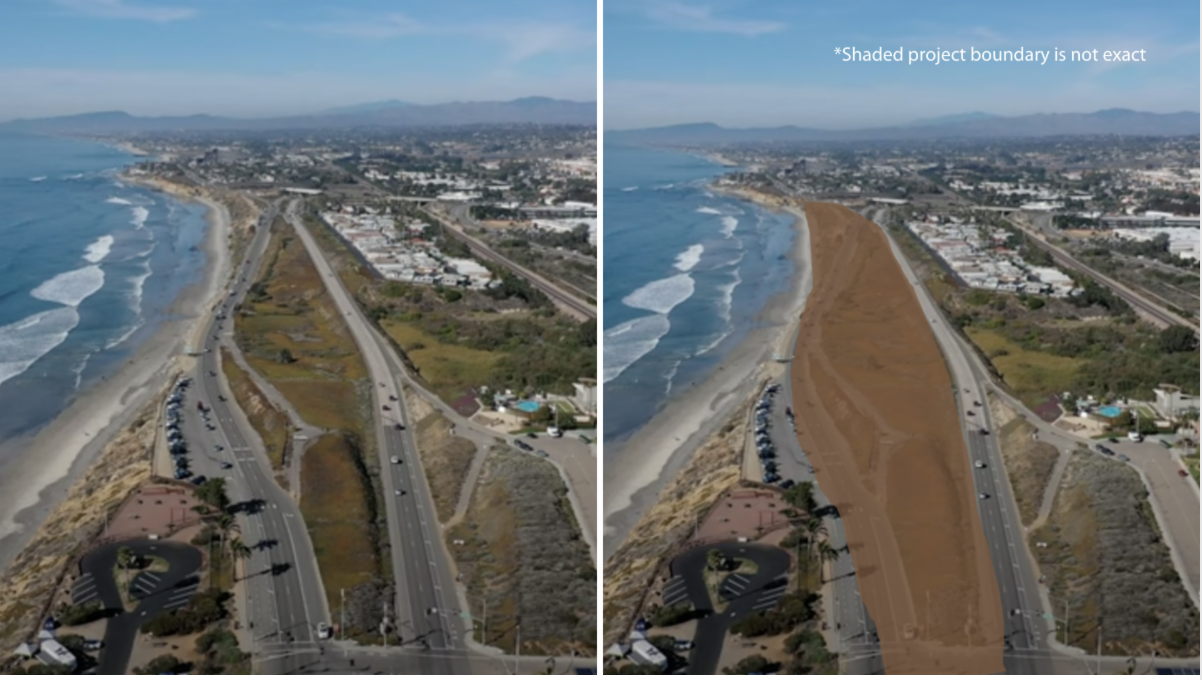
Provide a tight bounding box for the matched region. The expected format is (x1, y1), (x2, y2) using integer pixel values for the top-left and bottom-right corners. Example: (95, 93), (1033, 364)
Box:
(390, 456), (400, 464)
(316, 622), (332, 640)
(220, 462), (233, 470)
(1178, 469), (1189, 478)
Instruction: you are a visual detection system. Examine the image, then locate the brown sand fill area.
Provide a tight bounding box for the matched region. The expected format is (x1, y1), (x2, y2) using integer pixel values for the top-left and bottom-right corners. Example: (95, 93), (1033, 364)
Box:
(790, 203), (1003, 674)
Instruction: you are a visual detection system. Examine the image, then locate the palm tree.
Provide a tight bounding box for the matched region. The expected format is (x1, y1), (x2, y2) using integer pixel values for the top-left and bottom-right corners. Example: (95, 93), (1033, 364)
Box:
(815, 540), (840, 583)
(706, 549), (725, 573)
(116, 547), (137, 594)
(229, 537), (252, 583)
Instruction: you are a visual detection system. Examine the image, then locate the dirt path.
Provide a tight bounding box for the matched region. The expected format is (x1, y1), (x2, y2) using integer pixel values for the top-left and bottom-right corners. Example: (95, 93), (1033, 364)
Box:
(790, 202), (1003, 674)
(219, 339), (324, 494)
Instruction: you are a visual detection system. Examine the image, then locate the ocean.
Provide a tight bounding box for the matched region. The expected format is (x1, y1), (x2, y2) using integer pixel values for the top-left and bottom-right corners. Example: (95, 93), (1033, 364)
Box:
(603, 145), (795, 448)
(0, 133), (209, 442)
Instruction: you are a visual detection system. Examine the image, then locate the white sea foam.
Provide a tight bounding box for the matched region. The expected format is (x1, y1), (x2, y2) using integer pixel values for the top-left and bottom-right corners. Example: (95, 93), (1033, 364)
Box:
(0, 307), (80, 388)
(717, 268), (742, 323)
(64, 173), (84, 180)
(130, 206), (149, 229)
(103, 321), (143, 351)
(622, 273), (695, 316)
(622, 186), (638, 192)
(106, 197), (133, 206)
(128, 261), (152, 308)
(29, 176), (46, 182)
(83, 235), (114, 263)
(673, 244), (705, 272)
(663, 358), (683, 394)
(720, 216), (738, 238)
(696, 207), (721, 215)
(602, 314), (671, 384)
(30, 265), (106, 308)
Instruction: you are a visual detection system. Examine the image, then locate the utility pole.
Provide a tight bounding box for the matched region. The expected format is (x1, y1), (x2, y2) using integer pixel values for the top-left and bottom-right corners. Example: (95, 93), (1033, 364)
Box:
(1096, 624), (1102, 675)
(514, 619), (521, 676)
(1064, 598), (1069, 646)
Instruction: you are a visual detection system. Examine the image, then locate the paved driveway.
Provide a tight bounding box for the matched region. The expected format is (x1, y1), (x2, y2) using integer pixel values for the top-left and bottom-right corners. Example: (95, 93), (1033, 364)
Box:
(79, 538), (202, 675)
(669, 541), (790, 675)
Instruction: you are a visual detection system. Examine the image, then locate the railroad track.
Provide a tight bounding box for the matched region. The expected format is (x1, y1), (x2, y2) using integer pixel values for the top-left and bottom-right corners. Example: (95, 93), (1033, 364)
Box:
(430, 211), (597, 320)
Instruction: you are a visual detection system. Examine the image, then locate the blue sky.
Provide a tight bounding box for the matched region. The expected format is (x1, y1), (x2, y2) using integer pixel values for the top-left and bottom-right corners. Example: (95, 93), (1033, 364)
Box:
(0, 0), (596, 120)
(604, 0), (1200, 129)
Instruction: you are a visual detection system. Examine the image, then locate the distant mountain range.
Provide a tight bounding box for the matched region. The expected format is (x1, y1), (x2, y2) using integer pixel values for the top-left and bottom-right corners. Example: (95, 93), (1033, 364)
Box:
(320, 99), (416, 115)
(0, 97), (596, 134)
(608, 109), (1199, 144)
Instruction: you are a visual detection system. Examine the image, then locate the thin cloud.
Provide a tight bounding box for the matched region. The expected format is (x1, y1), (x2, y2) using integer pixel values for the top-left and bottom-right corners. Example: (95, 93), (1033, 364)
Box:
(641, 1), (785, 37)
(275, 15), (591, 64)
(489, 23), (595, 63)
(49, 0), (196, 22)
(284, 13), (425, 40)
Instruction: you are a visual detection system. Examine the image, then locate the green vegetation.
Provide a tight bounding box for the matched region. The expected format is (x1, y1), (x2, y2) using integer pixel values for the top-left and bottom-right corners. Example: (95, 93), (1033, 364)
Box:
(381, 321), (499, 402)
(730, 591), (818, 637)
(195, 628), (250, 675)
(140, 590), (229, 636)
(220, 347), (290, 470)
(782, 628), (838, 674)
(306, 210), (595, 403)
(965, 328), (1088, 406)
(133, 654), (188, 675)
(723, 654), (780, 675)
(646, 602), (695, 628)
(299, 434), (382, 614)
(1185, 454), (1199, 482)
(233, 218), (389, 613)
(53, 600), (103, 626)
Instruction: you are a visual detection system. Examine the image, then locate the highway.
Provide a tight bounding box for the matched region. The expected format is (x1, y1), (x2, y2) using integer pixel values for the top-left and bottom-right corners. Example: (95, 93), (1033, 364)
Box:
(430, 203), (596, 319)
(869, 207), (1054, 674)
(285, 201), (468, 674)
(174, 197), (332, 674)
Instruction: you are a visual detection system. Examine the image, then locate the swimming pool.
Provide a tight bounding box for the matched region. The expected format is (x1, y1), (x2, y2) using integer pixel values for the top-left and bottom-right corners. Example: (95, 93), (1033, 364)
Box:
(1097, 406), (1123, 418)
(515, 400), (541, 413)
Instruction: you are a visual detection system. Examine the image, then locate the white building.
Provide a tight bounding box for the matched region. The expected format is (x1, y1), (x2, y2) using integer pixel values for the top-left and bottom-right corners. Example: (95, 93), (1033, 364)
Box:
(629, 639), (667, 670)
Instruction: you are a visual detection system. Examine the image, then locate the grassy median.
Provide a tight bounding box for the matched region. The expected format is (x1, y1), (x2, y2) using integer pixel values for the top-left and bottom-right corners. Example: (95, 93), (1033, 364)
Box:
(231, 218), (387, 618)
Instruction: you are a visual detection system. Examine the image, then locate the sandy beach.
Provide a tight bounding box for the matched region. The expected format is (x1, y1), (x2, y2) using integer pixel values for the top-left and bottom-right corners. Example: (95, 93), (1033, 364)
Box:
(0, 177), (232, 571)
(603, 189), (812, 558)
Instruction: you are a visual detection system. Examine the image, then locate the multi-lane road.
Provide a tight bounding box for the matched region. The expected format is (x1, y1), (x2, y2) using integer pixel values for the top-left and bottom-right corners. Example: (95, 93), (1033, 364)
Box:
(285, 201), (468, 674)
(174, 198), (332, 674)
(870, 207), (1054, 674)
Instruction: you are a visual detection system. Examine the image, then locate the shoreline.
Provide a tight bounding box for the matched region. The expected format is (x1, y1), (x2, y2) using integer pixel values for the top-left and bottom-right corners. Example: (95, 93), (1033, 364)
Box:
(0, 173), (232, 571)
(603, 186), (811, 558)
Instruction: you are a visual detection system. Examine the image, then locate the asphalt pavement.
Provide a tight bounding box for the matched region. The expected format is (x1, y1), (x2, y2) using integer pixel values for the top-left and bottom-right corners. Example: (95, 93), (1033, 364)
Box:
(671, 541), (790, 675)
(287, 201), (466, 674)
(81, 538), (201, 674)
(179, 198), (332, 674)
(771, 367), (885, 674)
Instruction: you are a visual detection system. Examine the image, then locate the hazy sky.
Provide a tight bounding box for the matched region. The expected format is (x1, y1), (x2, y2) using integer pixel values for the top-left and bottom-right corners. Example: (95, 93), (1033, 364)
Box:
(0, 0), (597, 121)
(604, 0), (1200, 130)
